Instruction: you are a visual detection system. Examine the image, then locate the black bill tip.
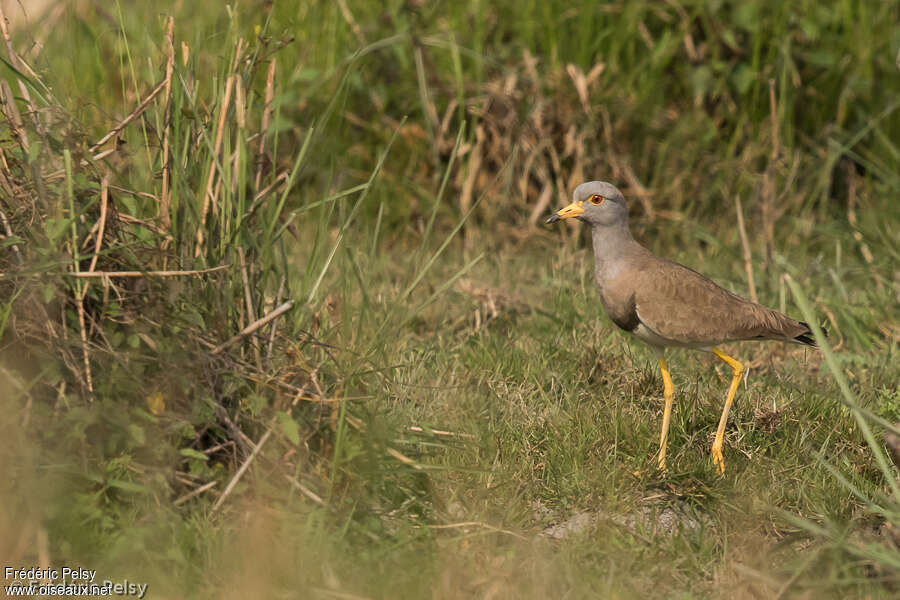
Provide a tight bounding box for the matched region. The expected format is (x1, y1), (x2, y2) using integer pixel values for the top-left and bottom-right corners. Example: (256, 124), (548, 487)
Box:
(545, 214), (561, 224)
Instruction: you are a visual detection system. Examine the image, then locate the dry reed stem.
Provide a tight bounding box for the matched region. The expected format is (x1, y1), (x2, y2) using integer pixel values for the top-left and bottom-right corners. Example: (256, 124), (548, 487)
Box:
(819, 304), (843, 352)
(211, 300), (294, 355)
(285, 474), (326, 506)
(254, 59), (276, 192)
(91, 147), (117, 162)
(43, 148), (134, 180)
(565, 62), (605, 114)
(110, 213), (169, 237)
(238, 247), (261, 368)
(72, 177), (110, 382)
(248, 171), (288, 215)
(0, 79), (29, 154)
(424, 521), (527, 540)
(73, 210), (97, 400)
(336, 0), (366, 45)
(212, 427), (272, 511)
(528, 182), (553, 226)
(82, 177), (109, 283)
(195, 74), (236, 257)
(27, 2), (66, 62)
(59, 156), (98, 398)
(200, 441), (236, 457)
(266, 276), (286, 365)
(344, 413), (366, 432)
(0, 5), (42, 135)
(228, 37), (245, 73)
(234, 75), (246, 130)
(63, 265), (229, 279)
(386, 447), (423, 470)
(73, 270), (94, 397)
(407, 425), (475, 439)
(213, 407), (255, 456)
(438, 97), (458, 142)
(734, 195), (758, 303)
(108, 184), (159, 201)
(232, 79), (246, 196)
(0, 205), (22, 265)
(88, 78), (167, 153)
(291, 394), (342, 405)
(173, 480), (218, 506)
(160, 16), (175, 230)
(0, 7), (43, 84)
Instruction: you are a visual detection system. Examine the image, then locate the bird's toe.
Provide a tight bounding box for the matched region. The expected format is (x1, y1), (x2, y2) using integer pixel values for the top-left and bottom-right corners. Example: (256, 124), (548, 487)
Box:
(711, 446), (726, 474)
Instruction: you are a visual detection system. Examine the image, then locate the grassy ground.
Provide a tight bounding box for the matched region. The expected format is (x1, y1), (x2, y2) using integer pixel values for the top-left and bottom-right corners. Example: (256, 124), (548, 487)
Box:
(1, 1), (899, 598)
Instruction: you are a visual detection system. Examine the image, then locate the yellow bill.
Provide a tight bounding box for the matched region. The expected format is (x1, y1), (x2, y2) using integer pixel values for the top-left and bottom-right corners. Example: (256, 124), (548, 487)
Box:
(545, 200), (584, 223)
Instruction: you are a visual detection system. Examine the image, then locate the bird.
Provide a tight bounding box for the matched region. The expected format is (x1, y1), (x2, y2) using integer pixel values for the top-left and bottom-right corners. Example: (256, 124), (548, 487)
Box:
(546, 181), (819, 474)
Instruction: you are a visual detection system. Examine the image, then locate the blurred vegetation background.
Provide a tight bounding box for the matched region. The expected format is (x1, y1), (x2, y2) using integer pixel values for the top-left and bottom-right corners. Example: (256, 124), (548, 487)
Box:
(1, 1), (899, 598)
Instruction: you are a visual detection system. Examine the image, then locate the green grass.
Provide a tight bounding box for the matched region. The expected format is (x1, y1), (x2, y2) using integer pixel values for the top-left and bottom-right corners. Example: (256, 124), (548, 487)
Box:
(1, 1), (899, 598)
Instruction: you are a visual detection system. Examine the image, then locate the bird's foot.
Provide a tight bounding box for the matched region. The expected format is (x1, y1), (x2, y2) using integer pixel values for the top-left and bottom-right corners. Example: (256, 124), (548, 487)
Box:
(711, 444), (725, 475)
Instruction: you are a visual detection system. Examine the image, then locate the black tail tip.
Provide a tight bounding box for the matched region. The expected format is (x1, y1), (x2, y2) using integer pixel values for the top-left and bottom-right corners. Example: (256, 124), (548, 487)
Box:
(795, 321), (826, 347)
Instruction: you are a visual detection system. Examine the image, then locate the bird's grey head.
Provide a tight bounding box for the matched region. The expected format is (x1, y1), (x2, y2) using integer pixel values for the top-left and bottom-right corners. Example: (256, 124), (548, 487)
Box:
(545, 181), (628, 227)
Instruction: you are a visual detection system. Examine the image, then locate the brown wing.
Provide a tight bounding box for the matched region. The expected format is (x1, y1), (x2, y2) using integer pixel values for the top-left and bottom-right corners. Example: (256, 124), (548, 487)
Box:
(631, 256), (809, 345)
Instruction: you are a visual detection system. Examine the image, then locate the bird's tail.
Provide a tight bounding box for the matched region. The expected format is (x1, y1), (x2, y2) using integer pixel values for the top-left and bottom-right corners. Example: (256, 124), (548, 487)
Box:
(794, 321), (826, 347)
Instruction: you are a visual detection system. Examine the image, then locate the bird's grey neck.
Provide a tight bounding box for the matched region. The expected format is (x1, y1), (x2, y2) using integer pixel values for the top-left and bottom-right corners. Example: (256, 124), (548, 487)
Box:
(591, 223), (637, 283)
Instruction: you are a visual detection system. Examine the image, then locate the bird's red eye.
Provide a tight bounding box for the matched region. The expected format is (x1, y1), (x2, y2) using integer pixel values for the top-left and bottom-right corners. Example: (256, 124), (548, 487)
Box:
(590, 195), (604, 205)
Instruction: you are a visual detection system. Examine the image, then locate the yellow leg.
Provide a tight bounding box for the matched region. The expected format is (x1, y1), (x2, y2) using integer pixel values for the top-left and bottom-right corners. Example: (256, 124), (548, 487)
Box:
(657, 356), (675, 472)
(710, 348), (745, 474)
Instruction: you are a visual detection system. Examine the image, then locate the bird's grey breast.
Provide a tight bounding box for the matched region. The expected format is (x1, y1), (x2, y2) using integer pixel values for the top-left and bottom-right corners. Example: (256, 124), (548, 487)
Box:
(595, 271), (640, 332)
(590, 225), (646, 333)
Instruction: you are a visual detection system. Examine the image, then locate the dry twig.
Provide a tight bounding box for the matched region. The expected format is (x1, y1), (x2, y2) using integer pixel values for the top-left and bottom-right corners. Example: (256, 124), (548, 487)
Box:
(88, 79), (167, 153)
(173, 480), (218, 506)
(0, 205), (23, 266)
(212, 428), (272, 511)
(160, 17), (176, 230)
(238, 247), (261, 368)
(82, 178), (109, 281)
(211, 300), (294, 355)
(195, 74), (236, 257)
(285, 474), (326, 506)
(386, 447), (423, 469)
(0, 79), (29, 154)
(73, 272), (94, 397)
(0, 5), (43, 135)
(266, 276), (287, 365)
(63, 265), (229, 279)
(254, 59), (277, 191)
(424, 521), (527, 540)
(407, 425), (474, 439)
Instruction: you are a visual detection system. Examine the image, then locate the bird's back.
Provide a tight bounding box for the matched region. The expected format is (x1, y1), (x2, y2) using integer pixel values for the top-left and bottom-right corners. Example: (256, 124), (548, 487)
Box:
(599, 243), (811, 347)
